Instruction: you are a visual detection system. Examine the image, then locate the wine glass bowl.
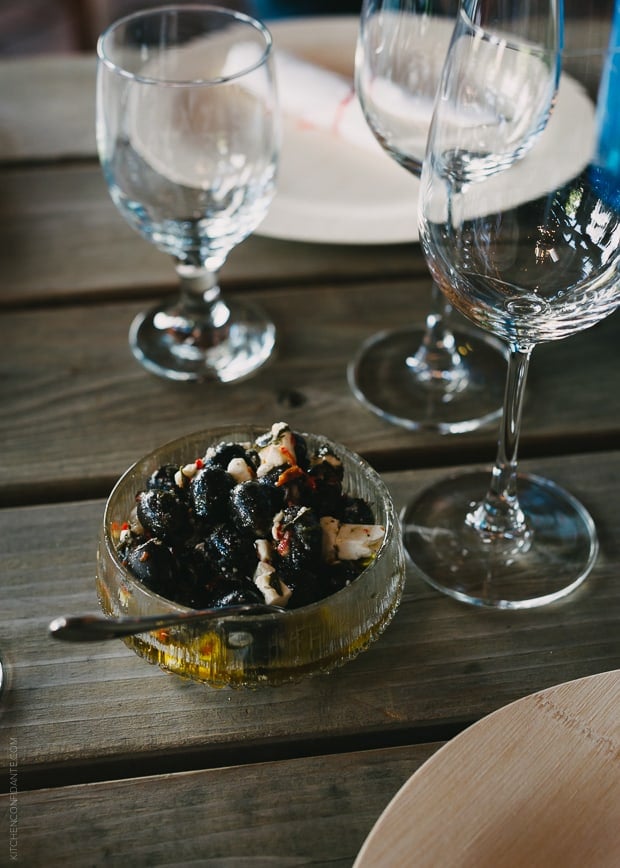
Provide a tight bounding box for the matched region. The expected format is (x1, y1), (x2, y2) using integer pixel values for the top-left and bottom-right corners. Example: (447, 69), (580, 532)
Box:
(96, 5), (279, 382)
(349, 0), (507, 434)
(403, 0), (620, 608)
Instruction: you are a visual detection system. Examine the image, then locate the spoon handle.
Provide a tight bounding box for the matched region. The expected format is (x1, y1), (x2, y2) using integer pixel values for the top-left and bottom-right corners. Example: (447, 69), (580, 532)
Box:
(49, 604), (285, 642)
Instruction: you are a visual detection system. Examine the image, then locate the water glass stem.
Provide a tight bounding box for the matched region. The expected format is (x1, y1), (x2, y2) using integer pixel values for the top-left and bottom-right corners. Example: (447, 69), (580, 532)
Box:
(177, 263), (220, 303)
(175, 262), (232, 331)
(467, 345), (533, 542)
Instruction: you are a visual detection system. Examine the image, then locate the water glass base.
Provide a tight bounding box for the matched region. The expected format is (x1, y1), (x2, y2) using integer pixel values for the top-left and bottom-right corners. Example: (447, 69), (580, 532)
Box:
(129, 297), (275, 383)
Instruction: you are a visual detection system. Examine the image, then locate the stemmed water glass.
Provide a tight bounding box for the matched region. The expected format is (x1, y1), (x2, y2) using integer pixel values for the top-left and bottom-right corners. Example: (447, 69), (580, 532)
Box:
(350, 0), (507, 433)
(403, 0), (620, 607)
(96, 5), (279, 382)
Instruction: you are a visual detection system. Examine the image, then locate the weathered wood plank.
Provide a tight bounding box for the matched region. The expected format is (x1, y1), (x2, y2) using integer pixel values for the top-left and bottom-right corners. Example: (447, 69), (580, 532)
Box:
(0, 163), (422, 304)
(0, 452), (618, 780)
(0, 56), (96, 163)
(0, 744), (439, 867)
(0, 283), (618, 503)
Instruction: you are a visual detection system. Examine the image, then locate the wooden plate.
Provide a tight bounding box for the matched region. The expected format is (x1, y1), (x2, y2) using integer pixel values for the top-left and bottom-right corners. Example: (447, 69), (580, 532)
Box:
(355, 670), (620, 867)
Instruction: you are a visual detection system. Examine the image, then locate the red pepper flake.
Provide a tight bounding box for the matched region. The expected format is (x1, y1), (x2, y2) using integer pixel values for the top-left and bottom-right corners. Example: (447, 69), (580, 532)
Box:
(121, 522), (130, 531)
(195, 458), (204, 469)
(139, 551), (150, 563)
(200, 641), (214, 657)
(281, 446), (296, 465)
(276, 465), (304, 487)
(276, 531), (291, 558)
(155, 629), (170, 643)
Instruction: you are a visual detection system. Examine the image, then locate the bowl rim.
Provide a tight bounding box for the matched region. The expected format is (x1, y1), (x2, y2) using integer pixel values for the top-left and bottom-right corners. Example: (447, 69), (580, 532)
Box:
(101, 424), (399, 622)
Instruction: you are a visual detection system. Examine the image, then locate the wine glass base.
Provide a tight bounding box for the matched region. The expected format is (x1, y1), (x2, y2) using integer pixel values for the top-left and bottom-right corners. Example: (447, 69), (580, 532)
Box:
(401, 470), (598, 609)
(347, 325), (507, 434)
(129, 297), (275, 383)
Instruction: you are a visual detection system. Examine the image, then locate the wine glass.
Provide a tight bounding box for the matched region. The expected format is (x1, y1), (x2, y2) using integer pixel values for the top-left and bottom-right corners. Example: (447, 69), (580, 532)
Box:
(350, 0), (507, 434)
(96, 6), (279, 382)
(402, 0), (620, 607)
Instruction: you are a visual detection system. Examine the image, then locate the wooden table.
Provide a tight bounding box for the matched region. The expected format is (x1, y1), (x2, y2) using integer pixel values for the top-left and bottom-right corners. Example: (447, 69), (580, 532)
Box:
(1, 50), (619, 866)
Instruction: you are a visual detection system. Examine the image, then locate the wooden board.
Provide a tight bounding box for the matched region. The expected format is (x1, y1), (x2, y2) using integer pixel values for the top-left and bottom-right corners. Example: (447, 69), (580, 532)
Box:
(355, 670), (620, 867)
(0, 56), (96, 162)
(0, 453), (619, 783)
(0, 164), (420, 303)
(0, 744), (439, 866)
(0, 286), (619, 504)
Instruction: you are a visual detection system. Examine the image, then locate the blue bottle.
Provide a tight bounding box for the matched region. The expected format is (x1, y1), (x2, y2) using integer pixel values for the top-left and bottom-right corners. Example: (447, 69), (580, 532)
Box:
(592, 0), (620, 207)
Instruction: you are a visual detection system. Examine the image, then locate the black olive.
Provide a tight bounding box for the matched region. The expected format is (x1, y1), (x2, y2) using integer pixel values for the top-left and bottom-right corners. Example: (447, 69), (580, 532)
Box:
(257, 465), (286, 487)
(340, 496), (375, 525)
(146, 464), (185, 497)
(258, 465), (313, 509)
(137, 488), (189, 542)
(308, 458), (344, 515)
(126, 539), (180, 597)
(291, 431), (310, 470)
(190, 466), (234, 525)
(211, 577), (266, 607)
(116, 531), (146, 564)
(324, 561), (361, 595)
(230, 480), (282, 537)
(275, 506), (322, 572)
(204, 524), (257, 580)
(206, 442), (258, 472)
(277, 566), (323, 609)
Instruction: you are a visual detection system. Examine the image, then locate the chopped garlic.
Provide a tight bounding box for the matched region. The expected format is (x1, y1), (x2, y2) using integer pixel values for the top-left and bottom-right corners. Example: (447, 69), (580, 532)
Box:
(255, 538), (273, 562)
(320, 516), (385, 564)
(227, 457), (254, 483)
(174, 461), (200, 487)
(253, 560), (292, 607)
(128, 506), (145, 537)
(256, 422), (297, 478)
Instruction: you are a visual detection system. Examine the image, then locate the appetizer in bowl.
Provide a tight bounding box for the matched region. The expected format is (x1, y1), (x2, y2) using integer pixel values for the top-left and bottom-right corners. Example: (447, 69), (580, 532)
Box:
(97, 423), (405, 686)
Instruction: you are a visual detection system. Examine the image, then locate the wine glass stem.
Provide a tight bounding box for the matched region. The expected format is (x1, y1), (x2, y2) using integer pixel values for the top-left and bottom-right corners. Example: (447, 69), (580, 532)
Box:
(407, 282), (470, 391)
(467, 345), (533, 541)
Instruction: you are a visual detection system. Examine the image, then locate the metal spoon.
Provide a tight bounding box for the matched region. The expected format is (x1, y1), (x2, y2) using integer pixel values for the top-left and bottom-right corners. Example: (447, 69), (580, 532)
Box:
(49, 603), (287, 642)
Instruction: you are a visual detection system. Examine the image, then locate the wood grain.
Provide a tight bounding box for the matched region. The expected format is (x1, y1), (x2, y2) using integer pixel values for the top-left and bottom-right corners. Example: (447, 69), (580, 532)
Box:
(2, 46), (619, 867)
(0, 56), (96, 163)
(0, 743), (439, 867)
(0, 283), (618, 504)
(0, 452), (618, 783)
(0, 163), (421, 304)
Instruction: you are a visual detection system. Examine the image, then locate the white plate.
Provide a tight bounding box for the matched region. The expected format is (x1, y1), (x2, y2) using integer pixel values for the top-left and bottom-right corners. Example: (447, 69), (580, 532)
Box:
(259, 15), (594, 247)
(258, 16), (419, 246)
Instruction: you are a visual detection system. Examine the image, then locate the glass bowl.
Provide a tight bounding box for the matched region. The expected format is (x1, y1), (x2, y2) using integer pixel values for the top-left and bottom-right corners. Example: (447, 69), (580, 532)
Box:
(96, 425), (405, 687)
